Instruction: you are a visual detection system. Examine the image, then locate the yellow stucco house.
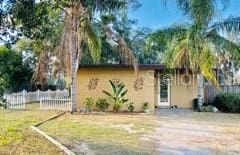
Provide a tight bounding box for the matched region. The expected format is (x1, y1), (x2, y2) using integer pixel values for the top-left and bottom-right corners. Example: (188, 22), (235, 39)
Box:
(76, 64), (198, 112)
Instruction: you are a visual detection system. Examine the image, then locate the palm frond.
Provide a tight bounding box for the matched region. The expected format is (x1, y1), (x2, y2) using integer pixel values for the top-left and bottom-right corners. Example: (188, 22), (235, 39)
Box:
(121, 89), (128, 97)
(122, 99), (129, 103)
(172, 38), (189, 67)
(102, 90), (112, 97)
(117, 84), (125, 96)
(101, 24), (138, 74)
(82, 0), (127, 13)
(145, 25), (188, 52)
(116, 37), (139, 72)
(209, 17), (240, 33)
(176, 0), (216, 27)
(199, 44), (218, 85)
(207, 31), (240, 63)
(163, 41), (174, 67)
(109, 80), (117, 93)
(85, 21), (102, 64)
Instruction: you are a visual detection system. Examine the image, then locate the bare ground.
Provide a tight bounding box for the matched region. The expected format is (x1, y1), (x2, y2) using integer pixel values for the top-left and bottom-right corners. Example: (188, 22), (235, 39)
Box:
(39, 110), (240, 155)
(144, 109), (240, 155)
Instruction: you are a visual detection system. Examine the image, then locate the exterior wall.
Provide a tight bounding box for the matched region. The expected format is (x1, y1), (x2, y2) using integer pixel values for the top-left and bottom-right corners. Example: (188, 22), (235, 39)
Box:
(76, 68), (155, 112)
(170, 73), (198, 108)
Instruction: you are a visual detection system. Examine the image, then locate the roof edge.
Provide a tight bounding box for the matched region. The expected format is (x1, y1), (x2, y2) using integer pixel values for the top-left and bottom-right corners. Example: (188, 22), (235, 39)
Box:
(78, 64), (166, 70)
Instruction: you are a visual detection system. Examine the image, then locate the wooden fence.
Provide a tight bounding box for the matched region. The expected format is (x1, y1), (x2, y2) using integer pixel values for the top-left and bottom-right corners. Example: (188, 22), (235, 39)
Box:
(4, 89), (71, 111)
(204, 85), (240, 103)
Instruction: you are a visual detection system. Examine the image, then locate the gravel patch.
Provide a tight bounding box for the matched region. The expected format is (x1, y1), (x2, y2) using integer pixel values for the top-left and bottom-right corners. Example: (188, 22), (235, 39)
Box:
(151, 109), (240, 155)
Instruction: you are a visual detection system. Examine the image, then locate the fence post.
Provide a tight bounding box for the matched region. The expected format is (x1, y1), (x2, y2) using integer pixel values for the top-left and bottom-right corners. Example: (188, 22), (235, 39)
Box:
(56, 89), (60, 98)
(22, 89), (26, 109)
(40, 96), (42, 110)
(37, 89), (40, 101)
(22, 90), (26, 100)
(47, 89), (51, 98)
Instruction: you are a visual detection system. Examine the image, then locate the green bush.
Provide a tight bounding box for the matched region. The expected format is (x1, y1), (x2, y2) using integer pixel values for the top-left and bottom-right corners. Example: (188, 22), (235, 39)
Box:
(127, 102), (135, 112)
(83, 97), (94, 112)
(0, 97), (7, 109)
(200, 105), (214, 112)
(96, 98), (109, 112)
(211, 92), (240, 113)
(142, 102), (149, 110)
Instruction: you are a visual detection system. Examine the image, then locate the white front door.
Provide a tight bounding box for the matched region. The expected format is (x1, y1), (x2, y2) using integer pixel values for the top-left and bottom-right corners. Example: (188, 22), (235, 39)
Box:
(158, 77), (170, 107)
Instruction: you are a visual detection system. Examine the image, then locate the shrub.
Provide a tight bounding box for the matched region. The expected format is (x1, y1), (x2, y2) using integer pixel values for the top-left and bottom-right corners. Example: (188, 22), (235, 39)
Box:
(83, 97), (94, 112)
(211, 92), (240, 113)
(103, 80), (128, 112)
(96, 98), (109, 112)
(0, 97), (7, 109)
(127, 102), (135, 112)
(200, 105), (214, 112)
(142, 102), (149, 110)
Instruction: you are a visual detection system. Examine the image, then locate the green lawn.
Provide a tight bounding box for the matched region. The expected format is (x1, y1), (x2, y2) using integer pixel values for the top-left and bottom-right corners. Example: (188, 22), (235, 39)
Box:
(40, 114), (159, 155)
(0, 109), (64, 155)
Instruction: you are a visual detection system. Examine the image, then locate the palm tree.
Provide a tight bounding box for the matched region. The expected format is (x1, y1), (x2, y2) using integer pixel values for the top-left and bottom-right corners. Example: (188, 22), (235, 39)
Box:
(51, 0), (138, 111)
(9, 0), (139, 112)
(148, 0), (240, 107)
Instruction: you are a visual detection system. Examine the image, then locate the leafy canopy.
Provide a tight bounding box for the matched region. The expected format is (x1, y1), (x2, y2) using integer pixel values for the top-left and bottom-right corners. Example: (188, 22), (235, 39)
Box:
(146, 0), (240, 85)
(0, 46), (33, 95)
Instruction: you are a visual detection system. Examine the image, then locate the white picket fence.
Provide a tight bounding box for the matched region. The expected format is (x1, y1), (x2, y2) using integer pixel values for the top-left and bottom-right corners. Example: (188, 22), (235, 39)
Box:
(4, 89), (72, 111)
(40, 96), (72, 111)
(4, 92), (26, 109)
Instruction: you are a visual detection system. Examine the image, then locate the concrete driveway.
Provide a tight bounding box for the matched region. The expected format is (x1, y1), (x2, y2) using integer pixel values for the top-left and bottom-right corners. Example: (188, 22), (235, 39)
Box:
(148, 109), (240, 155)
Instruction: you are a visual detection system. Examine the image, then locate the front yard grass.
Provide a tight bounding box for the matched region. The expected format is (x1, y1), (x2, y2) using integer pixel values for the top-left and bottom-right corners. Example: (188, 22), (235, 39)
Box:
(40, 111), (240, 155)
(1, 107), (240, 155)
(40, 114), (159, 155)
(0, 109), (64, 155)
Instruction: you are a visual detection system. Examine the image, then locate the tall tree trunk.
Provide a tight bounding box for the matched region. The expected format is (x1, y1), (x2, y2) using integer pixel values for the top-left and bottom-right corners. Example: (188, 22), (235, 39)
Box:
(197, 72), (204, 108)
(70, 37), (81, 112)
(69, 4), (83, 112)
(71, 62), (78, 112)
(55, 3), (84, 112)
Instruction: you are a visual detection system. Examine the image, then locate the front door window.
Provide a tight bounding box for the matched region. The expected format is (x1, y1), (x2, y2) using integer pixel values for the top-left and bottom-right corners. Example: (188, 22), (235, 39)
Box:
(160, 80), (168, 102)
(158, 76), (170, 106)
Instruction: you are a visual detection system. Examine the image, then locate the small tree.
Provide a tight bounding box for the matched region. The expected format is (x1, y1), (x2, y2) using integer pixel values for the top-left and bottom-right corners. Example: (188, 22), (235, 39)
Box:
(103, 80), (128, 112)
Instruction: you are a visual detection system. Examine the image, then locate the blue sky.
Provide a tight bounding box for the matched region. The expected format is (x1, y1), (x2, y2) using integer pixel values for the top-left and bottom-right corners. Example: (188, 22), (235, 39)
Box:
(128, 0), (240, 30)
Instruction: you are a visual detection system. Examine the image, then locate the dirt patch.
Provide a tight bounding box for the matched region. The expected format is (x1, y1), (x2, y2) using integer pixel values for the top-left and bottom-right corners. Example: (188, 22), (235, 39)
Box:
(71, 141), (95, 155)
(151, 109), (240, 155)
(111, 124), (146, 134)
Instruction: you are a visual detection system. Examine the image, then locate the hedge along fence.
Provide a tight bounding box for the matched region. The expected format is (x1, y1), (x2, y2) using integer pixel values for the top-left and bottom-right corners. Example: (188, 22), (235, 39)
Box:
(4, 89), (71, 111)
(211, 92), (240, 113)
(204, 85), (240, 103)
